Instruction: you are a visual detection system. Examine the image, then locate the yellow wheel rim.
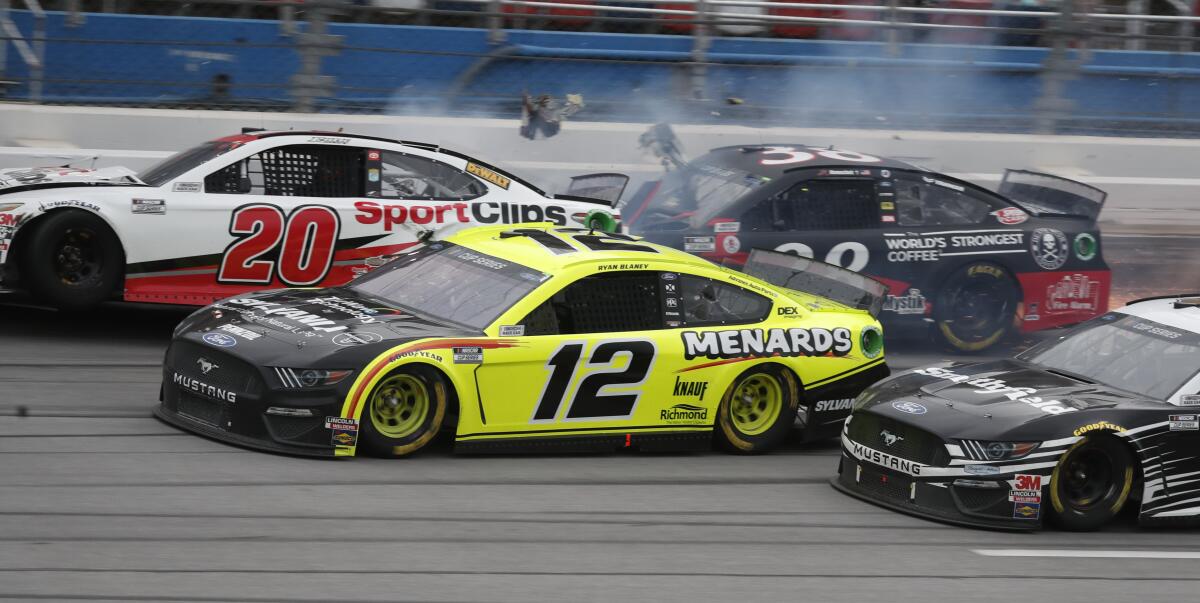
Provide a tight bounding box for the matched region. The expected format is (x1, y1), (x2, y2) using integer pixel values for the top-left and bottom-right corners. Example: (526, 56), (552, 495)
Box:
(369, 374), (430, 439)
(730, 373), (783, 436)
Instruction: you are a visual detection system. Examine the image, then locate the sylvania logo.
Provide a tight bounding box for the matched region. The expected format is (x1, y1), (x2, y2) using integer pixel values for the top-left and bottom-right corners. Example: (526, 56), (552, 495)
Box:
(682, 327), (853, 360)
(355, 201), (567, 231)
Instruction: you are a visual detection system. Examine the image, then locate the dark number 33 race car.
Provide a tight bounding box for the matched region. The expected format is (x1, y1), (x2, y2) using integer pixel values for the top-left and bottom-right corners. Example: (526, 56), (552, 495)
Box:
(627, 138), (1109, 352)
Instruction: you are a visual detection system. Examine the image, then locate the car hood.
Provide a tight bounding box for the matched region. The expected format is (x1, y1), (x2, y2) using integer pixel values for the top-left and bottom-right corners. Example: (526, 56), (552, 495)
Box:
(175, 287), (479, 366)
(858, 359), (1158, 440)
(0, 166), (143, 191)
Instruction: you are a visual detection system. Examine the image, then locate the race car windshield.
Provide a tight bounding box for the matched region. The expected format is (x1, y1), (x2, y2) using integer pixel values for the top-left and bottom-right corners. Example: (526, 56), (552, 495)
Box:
(1018, 314), (1200, 400)
(138, 140), (238, 187)
(348, 242), (548, 330)
(639, 162), (766, 227)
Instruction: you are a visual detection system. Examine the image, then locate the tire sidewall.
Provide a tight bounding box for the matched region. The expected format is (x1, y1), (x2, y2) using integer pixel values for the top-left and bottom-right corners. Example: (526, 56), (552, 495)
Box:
(1050, 435), (1136, 531)
(716, 363), (799, 454)
(933, 261), (1020, 353)
(358, 364), (449, 458)
(22, 210), (124, 310)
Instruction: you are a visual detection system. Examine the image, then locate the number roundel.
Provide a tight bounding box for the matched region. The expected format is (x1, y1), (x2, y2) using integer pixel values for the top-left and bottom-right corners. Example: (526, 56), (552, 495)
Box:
(219, 204), (341, 286)
(531, 340), (656, 423)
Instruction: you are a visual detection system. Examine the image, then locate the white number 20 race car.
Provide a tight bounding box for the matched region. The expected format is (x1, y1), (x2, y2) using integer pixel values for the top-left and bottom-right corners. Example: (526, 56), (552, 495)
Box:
(0, 130), (620, 309)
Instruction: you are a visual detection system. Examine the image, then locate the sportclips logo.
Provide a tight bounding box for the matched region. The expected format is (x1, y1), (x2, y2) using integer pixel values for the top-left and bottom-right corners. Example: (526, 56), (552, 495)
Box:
(172, 372), (237, 403)
(681, 327), (852, 360)
(355, 201), (567, 232)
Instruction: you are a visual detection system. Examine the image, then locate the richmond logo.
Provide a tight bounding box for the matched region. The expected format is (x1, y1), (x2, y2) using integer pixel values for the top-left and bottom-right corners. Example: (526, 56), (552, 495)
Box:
(661, 403), (708, 423)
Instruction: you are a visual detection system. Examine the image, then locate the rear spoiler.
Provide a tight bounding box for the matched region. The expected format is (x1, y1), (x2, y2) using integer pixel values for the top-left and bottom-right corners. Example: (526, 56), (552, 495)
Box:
(998, 169), (1107, 221)
(741, 249), (889, 318)
(562, 173), (628, 208)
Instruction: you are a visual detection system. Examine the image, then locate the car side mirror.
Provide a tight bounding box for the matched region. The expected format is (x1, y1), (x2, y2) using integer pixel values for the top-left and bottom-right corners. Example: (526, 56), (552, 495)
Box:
(237, 177), (253, 194)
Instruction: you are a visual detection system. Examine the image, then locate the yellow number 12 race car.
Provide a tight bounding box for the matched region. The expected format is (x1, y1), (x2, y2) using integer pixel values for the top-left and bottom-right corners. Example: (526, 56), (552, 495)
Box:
(155, 224), (890, 457)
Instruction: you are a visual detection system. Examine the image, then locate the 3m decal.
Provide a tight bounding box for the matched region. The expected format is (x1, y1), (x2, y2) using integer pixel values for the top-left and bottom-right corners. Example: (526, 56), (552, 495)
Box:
(219, 204), (340, 286)
(465, 162), (511, 189)
(531, 340), (656, 422)
(1010, 474), (1043, 504)
(681, 327), (852, 360)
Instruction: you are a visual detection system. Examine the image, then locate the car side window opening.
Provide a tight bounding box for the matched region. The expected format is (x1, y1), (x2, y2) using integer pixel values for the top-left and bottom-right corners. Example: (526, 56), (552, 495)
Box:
(744, 179), (879, 231)
(204, 144), (364, 197)
(895, 175), (993, 227)
(519, 271), (663, 336)
(378, 151), (485, 200)
(680, 275), (772, 326)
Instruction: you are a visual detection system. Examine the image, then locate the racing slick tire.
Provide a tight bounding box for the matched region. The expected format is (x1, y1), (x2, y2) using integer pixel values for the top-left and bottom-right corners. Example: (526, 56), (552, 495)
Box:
(715, 364), (800, 454)
(1050, 435), (1136, 532)
(20, 209), (124, 310)
(933, 261), (1020, 353)
(358, 365), (450, 458)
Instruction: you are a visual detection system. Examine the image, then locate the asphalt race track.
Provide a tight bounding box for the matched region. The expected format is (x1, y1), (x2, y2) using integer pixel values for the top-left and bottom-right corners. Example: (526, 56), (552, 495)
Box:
(2, 233), (1199, 602)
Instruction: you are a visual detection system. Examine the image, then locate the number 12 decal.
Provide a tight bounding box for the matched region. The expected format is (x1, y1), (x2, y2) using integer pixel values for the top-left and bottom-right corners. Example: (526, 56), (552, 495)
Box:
(531, 339), (656, 422)
(219, 204), (341, 286)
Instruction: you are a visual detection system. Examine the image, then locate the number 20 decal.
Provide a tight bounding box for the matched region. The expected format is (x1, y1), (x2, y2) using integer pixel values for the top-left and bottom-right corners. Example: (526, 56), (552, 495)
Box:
(531, 339), (656, 423)
(219, 204), (341, 286)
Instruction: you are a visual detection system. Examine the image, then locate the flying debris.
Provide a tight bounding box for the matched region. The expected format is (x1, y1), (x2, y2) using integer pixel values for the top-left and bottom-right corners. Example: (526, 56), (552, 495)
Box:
(519, 93), (584, 140)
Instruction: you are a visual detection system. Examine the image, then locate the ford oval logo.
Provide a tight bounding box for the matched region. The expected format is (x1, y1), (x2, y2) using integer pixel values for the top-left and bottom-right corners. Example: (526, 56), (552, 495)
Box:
(202, 332), (237, 348)
(892, 400), (927, 415)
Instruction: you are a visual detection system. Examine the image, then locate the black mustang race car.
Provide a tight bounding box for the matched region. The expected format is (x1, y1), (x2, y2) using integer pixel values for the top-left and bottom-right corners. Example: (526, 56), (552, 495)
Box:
(834, 294), (1200, 531)
(624, 128), (1110, 352)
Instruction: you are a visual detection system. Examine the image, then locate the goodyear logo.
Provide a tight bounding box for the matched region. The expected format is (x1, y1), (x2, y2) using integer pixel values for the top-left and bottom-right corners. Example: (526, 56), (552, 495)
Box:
(1072, 421), (1125, 437)
(466, 162), (511, 189)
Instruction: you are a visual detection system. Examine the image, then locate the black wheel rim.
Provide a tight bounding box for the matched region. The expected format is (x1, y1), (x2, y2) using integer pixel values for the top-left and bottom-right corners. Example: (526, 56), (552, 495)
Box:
(1063, 447), (1117, 510)
(53, 227), (103, 287)
(944, 276), (1012, 341)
